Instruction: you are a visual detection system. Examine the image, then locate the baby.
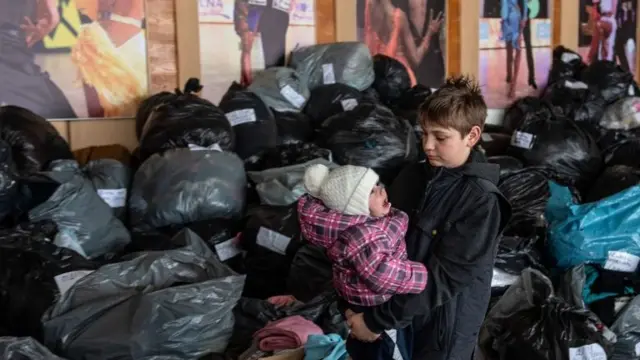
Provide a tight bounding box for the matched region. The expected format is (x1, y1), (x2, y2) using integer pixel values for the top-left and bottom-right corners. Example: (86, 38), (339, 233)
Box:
(297, 164), (427, 309)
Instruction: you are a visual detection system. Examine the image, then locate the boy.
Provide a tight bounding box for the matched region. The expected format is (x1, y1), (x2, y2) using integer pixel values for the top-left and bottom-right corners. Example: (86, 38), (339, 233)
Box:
(346, 76), (511, 360)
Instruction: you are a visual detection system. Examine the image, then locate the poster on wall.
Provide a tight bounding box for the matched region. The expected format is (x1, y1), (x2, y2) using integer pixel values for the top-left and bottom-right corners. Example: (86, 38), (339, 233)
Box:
(0, 0), (149, 120)
(478, 0), (553, 108)
(355, 0), (447, 89)
(578, 0), (637, 76)
(198, 0), (317, 104)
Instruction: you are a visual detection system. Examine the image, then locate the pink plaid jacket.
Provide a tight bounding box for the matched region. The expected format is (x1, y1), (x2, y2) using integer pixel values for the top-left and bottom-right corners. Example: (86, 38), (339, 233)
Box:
(297, 194), (427, 306)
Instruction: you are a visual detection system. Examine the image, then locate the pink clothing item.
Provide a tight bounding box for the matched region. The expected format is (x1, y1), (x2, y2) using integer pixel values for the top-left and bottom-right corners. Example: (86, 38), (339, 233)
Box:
(267, 295), (299, 307)
(254, 315), (324, 352)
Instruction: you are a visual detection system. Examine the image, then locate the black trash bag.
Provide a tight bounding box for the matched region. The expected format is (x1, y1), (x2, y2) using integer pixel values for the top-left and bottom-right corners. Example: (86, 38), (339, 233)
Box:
(287, 243), (333, 302)
(289, 42), (375, 91)
(602, 137), (640, 168)
(392, 84), (432, 124)
(361, 87), (381, 103)
(0, 337), (67, 360)
(542, 80), (607, 126)
(134, 91), (177, 140)
(137, 90), (234, 163)
(21, 160), (131, 259)
(240, 204), (304, 299)
(218, 82), (278, 159)
(371, 54), (411, 106)
(304, 83), (364, 127)
(547, 46), (586, 85)
(244, 143), (332, 172)
(83, 159), (131, 222)
(580, 60), (637, 105)
(488, 156), (524, 177)
(479, 269), (615, 360)
(507, 115), (602, 192)
(316, 103), (417, 185)
(0, 220), (97, 342)
(502, 97), (557, 133)
(484, 124), (513, 135)
(0, 106), (73, 176)
(41, 229), (245, 360)
(273, 110), (314, 145)
(227, 292), (348, 359)
(480, 133), (512, 157)
(584, 165), (640, 203)
(129, 148), (246, 231)
(0, 141), (18, 224)
(599, 97), (640, 131)
(495, 235), (546, 275)
(498, 168), (550, 237)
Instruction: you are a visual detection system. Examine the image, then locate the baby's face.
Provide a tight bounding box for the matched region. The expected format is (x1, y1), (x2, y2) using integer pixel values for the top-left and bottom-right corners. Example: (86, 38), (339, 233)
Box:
(369, 184), (391, 217)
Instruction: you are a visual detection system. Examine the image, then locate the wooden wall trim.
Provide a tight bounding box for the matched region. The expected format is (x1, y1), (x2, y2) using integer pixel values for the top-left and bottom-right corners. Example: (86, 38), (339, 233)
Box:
(175, 0), (201, 88)
(559, 0), (579, 50)
(446, 0), (461, 76)
(317, 0), (337, 43)
(459, 0), (479, 77)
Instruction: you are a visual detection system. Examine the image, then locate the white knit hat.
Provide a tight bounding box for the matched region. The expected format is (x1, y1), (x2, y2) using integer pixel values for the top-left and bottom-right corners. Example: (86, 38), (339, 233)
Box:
(304, 164), (380, 216)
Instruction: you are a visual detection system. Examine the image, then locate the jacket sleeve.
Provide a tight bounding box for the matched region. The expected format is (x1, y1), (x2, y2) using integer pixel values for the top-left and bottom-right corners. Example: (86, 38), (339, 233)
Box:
(345, 230), (428, 295)
(362, 194), (503, 333)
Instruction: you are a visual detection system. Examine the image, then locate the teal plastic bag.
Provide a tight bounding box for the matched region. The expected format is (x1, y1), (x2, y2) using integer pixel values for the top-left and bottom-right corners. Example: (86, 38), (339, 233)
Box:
(546, 181), (640, 269)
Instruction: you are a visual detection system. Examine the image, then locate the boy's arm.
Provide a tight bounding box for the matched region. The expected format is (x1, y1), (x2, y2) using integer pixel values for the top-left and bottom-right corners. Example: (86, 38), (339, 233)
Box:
(347, 230), (427, 295)
(362, 194), (503, 333)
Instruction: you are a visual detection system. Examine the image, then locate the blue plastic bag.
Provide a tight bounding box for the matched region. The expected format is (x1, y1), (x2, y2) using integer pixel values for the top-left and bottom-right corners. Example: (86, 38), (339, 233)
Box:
(546, 181), (640, 269)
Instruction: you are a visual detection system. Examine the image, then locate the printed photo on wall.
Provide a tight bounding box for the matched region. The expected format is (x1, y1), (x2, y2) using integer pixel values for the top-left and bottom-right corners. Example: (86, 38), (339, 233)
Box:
(0, 0), (149, 119)
(198, 0), (316, 104)
(356, 0), (447, 89)
(578, 0), (637, 76)
(478, 0), (553, 108)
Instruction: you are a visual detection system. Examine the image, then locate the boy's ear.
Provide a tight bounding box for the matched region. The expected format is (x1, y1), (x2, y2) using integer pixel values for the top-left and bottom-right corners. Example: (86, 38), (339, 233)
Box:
(466, 126), (482, 147)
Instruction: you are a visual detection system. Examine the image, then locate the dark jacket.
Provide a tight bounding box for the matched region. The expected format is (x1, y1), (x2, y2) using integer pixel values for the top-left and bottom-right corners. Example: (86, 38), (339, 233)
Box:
(362, 150), (511, 360)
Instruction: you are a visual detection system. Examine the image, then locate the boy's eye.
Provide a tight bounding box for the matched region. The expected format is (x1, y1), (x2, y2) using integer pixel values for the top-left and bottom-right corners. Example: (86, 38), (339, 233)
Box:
(436, 137), (447, 141)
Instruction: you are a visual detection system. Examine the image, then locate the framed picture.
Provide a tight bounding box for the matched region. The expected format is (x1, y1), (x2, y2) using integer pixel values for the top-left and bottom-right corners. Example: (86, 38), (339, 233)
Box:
(0, 0), (151, 120)
(355, 0), (448, 89)
(197, 0), (319, 104)
(478, 0), (554, 109)
(578, 0), (638, 77)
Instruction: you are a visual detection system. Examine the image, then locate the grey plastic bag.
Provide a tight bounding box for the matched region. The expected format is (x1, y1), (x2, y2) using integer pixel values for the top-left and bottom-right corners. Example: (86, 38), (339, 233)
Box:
(600, 97), (640, 131)
(42, 229), (245, 360)
(247, 158), (335, 206)
(129, 148), (246, 231)
(27, 160), (130, 259)
(289, 42), (374, 91)
(0, 337), (66, 360)
(249, 67), (310, 112)
(83, 159), (130, 221)
(610, 295), (640, 360)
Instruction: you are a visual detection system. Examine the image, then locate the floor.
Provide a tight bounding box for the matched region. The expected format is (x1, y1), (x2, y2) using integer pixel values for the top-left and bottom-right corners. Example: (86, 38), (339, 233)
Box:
(199, 23), (316, 105)
(478, 47), (551, 109)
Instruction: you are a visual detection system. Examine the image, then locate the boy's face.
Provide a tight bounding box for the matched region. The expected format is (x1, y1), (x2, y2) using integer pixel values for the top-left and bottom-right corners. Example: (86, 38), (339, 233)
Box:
(421, 123), (481, 168)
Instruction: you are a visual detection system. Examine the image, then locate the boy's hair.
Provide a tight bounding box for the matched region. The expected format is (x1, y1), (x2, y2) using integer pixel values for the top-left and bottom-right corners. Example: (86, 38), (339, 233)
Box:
(419, 75), (487, 136)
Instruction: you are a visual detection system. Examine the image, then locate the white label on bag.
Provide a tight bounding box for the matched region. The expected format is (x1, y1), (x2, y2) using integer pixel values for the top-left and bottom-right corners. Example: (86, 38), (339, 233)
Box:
(604, 251), (640, 272)
(322, 63), (336, 84)
(561, 52), (581, 63)
(341, 98), (358, 111)
(256, 227), (291, 255)
(569, 343), (607, 360)
(629, 85), (636, 96)
(272, 0), (291, 12)
(510, 131), (535, 149)
(280, 85), (306, 108)
(226, 109), (257, 126)
(248, 0), (267, 5)
(564, 80), (589, 90)
(54, 270), (94, 296)
(481, 133), (493, 142)
(215, 238), (242, 261)
(97, 189), (127, 208)
(491, 269), (519, 288)
(188, 143), (222, 152)
(635, 342), (640, 356)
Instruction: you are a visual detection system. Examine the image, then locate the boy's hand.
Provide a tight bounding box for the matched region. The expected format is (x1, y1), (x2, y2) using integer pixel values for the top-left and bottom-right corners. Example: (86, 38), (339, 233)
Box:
(345, 309), (380, 342)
